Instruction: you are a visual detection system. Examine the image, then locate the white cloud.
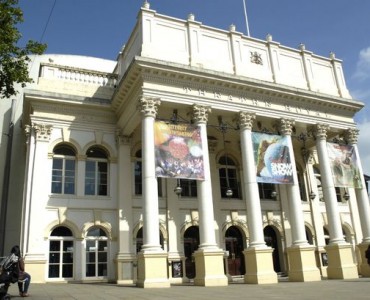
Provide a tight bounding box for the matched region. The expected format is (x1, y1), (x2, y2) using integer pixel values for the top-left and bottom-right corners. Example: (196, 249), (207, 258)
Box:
(353, 47), (370, 81)
(358, 120), (370, 176)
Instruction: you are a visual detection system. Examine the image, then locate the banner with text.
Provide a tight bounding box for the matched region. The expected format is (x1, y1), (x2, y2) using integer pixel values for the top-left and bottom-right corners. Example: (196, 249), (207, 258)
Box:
(154, 121), (204, 180)
(252, 133), (294, 184)
(327, 142), (362, 188)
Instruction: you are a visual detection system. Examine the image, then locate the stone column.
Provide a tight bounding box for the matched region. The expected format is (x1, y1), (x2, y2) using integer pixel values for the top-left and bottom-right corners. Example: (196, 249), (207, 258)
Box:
(136, 97), (170, 288)
(239, 112), (277, 284)
(314, 124), (358, 279)
(345, 128), (370, 277)
(279, 119), (321, 282)
(192, 104), (228, 287)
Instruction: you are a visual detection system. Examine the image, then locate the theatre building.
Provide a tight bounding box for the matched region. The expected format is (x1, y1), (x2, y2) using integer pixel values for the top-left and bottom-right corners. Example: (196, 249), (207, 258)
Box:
(2, 2), (370, 287)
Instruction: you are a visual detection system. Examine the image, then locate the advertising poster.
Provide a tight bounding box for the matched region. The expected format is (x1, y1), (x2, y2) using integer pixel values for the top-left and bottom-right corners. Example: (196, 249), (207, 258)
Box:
(252, 132), (294, 184)
(154, 121), (204, 180)
(326, 142), (362, 188)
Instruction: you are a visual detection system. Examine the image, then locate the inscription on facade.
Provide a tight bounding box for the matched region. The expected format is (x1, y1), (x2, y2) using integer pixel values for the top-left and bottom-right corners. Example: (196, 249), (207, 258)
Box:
(182, 85), (328, 118)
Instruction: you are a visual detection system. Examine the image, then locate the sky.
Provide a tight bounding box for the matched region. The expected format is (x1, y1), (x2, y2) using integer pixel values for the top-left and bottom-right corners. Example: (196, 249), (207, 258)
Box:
(17, 0), (370, 175)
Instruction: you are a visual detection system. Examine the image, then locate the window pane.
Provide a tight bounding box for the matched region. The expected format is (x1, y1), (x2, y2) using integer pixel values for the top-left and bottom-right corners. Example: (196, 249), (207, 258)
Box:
(86, 264), (95, 277)
(49, 252), (60, 264)
(50, 240), (61, 251)
(98, 263), (107, 276)
(62, 264), (73, 278)
(98, 252), (107, 263)
(48, 265), (59, 278)
(98, 241), (107, 251)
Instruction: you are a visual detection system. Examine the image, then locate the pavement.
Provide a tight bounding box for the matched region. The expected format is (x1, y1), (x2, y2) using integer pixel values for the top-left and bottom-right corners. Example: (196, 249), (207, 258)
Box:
(5, 277), (370, 300)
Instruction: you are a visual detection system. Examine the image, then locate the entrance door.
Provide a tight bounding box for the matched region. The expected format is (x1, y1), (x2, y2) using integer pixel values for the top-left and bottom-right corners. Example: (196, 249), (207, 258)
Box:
(264, 225), (281, 272)
(225, 226), (245, 276)
(183, 226), (199, 279)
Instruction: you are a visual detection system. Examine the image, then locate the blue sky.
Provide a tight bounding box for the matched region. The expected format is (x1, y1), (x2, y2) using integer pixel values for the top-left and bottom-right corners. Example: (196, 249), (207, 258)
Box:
(18, 0), (370, 175)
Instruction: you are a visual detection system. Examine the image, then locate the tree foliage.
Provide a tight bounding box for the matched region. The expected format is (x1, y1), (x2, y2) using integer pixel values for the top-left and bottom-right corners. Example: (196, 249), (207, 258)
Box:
(0, 0), (47, 99)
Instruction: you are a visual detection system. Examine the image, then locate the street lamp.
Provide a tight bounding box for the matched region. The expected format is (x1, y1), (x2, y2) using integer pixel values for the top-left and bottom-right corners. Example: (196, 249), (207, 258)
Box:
(174, 179), (182, 196)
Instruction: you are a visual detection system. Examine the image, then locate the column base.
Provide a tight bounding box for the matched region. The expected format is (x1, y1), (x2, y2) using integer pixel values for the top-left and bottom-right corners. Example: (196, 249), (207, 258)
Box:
(136, 251), (170, 288)
(115, 253), (136, 284)
(325, 243), (358, 279)
(24, 254), (47, 283)
(243, 247), (278, 284)
(357, 243), (370, 277)
(286, 245), (321, 282)
(193, 248), (228, 287)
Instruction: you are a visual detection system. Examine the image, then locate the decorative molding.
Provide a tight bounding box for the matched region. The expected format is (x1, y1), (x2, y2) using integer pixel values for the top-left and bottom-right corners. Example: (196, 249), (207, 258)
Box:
(314, 124), (330, 140)
(345, 128), (359, 145)
(238, 111), (255, 130)
(250, 51), (263, 65)
(192, 104), (211, 124)
(138, 97), (161, 118)
(33, 123), (53, 141)
(279, 118), (295, 136)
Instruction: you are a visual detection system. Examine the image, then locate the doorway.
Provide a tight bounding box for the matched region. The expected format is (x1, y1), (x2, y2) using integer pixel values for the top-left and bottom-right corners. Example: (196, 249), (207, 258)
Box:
(225, 226), (245, 276)
(183, 226), (199, 279)
(264, 225), (281, 273)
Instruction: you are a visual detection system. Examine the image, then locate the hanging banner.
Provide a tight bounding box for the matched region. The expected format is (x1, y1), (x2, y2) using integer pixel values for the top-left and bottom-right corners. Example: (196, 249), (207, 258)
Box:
(252, 133), (294, 184)
(154, 121), (204, 180)
(326, 143), (362, 188)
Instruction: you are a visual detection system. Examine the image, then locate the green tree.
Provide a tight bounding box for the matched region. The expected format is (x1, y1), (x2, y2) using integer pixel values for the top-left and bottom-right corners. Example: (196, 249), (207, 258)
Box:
(0, 0), (47, 98)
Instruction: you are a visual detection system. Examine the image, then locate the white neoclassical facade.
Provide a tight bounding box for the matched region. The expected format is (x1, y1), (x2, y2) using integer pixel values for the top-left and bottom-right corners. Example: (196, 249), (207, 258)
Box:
(1, 3), (370, 287)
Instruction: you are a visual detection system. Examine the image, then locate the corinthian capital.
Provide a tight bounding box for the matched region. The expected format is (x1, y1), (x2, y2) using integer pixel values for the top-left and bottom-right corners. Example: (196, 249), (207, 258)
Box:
(314, 124), (330, 140)
(279, 118), (295, 136)
(238, 112), (255, 130)
(138, 97), (161, 118)
(33, 123), (52, 141)
(192, 104), (211, 124)
(345, 128), (359, 145)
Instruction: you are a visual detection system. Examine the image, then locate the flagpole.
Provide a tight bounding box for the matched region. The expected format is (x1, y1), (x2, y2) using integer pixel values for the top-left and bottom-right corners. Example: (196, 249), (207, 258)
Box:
(242, 0), (251, 37)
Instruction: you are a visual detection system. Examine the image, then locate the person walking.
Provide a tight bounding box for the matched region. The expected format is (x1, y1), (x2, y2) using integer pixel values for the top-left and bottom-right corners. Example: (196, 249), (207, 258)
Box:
(10, 245), (31, 297)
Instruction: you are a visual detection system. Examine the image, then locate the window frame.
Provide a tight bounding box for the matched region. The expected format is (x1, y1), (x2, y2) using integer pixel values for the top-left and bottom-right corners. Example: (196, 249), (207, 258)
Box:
(85, 147), (109, 196)
(51, 144), (76, 195)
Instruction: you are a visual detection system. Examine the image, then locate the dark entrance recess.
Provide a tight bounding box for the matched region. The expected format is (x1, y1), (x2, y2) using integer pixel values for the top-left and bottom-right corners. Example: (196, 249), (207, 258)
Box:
(264, 225), (281, 273)
(183, 226), (200, 279)
(225, 226), (245, 276)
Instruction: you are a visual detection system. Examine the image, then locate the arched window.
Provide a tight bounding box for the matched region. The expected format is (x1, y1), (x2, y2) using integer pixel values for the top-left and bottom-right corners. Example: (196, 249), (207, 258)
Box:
(48, 226), (74, 279)
(51, 144), (76, 194)
(85, 146), (108, 196)
(218, 155), (241, 199)
(85, 227), (108, 278)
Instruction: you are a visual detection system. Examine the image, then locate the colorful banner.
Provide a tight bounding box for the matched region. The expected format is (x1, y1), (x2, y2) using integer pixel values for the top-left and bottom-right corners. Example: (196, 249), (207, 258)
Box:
(327, 143), (362, 188)
(154, 121), (204, 180)
(252, 133), (294, 184)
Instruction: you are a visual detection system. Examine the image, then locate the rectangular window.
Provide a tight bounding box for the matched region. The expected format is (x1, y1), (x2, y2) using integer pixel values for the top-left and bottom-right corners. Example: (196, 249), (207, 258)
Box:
(258, 183), (274, 200)
(85, 161), (108, 196)
(180, 179), (197, 198)
(51, 158), (75, 195)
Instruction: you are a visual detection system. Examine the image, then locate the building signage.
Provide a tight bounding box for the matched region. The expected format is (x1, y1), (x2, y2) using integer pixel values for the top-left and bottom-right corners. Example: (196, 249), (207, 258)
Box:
(327, 143), (362, 188)
(154, 121), (204, 180)
(252, 132), (294, 184)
